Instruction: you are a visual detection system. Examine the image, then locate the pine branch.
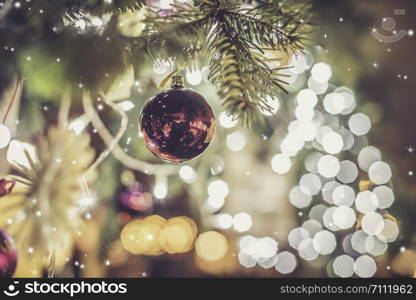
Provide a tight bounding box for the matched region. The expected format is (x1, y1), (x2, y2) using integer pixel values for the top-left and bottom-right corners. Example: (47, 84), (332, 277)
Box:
(0, 0), (311, 126)
(58, 0), (147, 20)
(208, 35), (255, 126)
(199, 0), (310, 125)
(138, 3), (208, 67)
(224, 2), (310, 53)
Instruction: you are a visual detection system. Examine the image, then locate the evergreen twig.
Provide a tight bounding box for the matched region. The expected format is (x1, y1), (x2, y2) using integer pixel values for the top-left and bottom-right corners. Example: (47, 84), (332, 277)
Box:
(0, 0), (311, 126)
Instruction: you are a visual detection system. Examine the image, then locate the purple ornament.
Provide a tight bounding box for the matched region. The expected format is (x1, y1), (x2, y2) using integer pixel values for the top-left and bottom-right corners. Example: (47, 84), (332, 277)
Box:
(0, 230), (17, 278)
(139, 75), (216, 162)
(120, 190), (153, 212)
(0, 179), (15, 197)
(119, 182), (153, 213)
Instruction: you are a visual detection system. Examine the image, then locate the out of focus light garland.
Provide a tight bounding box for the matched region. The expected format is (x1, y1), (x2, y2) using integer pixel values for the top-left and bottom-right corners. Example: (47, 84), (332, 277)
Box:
(0, 0), (403, 278)
(231, 50), (399, 278)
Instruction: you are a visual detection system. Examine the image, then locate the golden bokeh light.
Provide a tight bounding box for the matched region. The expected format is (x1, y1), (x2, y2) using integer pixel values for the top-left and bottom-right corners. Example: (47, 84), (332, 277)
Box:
(120, 218), (164, 255)
(159, 217), (197, 254)
(195, 231), (228, 261)
(120, 215), (198, 256)
(358, 179), (373, 191)
(120, 169), (136, 186)
(144, 215), (167, 229)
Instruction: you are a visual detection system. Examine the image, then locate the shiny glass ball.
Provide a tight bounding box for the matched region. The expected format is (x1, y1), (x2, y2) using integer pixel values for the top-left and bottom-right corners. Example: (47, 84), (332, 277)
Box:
(139, 88), (215, 162)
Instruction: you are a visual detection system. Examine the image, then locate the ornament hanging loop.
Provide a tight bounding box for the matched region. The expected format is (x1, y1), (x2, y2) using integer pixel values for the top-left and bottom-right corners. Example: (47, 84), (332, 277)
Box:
(170, 74), (184, 89)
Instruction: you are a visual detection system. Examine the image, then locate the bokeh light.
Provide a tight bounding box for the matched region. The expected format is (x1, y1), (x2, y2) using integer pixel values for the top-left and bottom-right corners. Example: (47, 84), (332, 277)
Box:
(296, 89), (318, 107)
(332, 185), (355, 206)
(361, 212), (384, 235)
(289, 186), (312, 208)
(321, 131), (343, 154)
(368, 161), (392, 185)
(373, 186), (394, 209)
(288, 227), (310, 249)
(313, 230), (336, 255)
(233, 212), (253, 232)
(354, 255), (377, 278)
(332, 206), (356, 229)
(226, 132), (246, 152)
(262, 96), (280, 116)
(322, 181), (340, 204)
(323, 93), (346, 115)
(333, 255), (355, 277)
(195, 231), (228, 261)
(185, 68), (203, 86)
(355, 191), (378, 213)
(275, 251), (297, 274)
(219, 112), (238, 128)
(0, 124), (11, 149)
(179, 165), (197, 184)
(358, 146), (381, 171)
(311, 62), (332, 83)
(207, 180), (229, 199)
(337, 160), (358, 183)
(298, 238), (319, 261)
(317, 155), (340, 178)
(271, 153), (292, 174)
(348, 113), (371, 136)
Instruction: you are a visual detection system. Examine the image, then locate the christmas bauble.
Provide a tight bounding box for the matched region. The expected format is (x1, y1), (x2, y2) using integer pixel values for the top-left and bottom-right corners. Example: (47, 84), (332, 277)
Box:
(139, 75), (215, 162)
(0, 229), (17, 277)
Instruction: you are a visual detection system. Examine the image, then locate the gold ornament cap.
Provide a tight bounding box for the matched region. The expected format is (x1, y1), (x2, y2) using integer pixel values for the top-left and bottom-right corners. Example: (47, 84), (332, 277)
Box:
(171, 74), (184, 89)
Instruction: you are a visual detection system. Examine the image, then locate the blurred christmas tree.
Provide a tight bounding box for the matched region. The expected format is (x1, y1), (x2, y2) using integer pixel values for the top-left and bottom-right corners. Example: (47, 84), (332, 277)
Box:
(0, 0), (412, 279)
